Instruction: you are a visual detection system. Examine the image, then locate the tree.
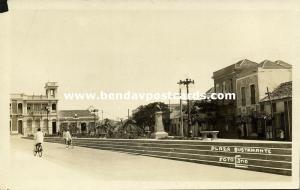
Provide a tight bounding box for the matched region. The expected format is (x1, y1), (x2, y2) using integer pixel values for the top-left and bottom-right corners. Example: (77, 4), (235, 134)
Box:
(191, 100), (219, 130)
(132, 102), (170, 133)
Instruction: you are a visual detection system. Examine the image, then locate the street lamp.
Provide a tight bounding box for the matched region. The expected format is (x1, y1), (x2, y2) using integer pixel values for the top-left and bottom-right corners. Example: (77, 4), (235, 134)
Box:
(91, 109), (99, 133)
(73, 113), (79, 135)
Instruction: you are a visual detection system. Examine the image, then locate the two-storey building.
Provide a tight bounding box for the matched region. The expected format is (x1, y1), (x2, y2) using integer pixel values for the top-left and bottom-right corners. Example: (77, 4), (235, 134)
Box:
(235, 60), (292, 138)
(10, 82), (59, 136)
(212, 59), (258, 138)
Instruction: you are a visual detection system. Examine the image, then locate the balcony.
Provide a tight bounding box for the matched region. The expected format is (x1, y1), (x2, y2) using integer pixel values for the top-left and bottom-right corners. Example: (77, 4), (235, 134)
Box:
(27, 110), (49, 116)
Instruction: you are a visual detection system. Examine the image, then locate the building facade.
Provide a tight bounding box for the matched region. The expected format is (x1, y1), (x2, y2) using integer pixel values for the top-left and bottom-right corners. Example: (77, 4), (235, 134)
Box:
(212, 59), (258, 138)
(236, 60), (292, 139)
(169, 110), (188, 136)
(58, 110), (99, 135)
(259, 81), (292, 141)
(10, 82), (59, 136)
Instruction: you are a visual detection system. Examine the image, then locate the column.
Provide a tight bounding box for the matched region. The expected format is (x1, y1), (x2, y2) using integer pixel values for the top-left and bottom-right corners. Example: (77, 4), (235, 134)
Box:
(23, 120), (27, 136)
(57, 120), (60, 133)
(32, 120), (35, 135)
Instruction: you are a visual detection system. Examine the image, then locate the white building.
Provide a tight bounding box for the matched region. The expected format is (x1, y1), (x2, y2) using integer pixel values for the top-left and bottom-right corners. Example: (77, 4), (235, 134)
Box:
(10, 82), (59, 136)
(235, 60), (292, 137)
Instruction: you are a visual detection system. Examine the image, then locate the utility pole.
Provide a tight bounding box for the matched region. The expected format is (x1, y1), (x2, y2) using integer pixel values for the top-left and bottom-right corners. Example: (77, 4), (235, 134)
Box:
(101, 110), (103, 120)
(265, 87), (273, 139)
(178, 78), (194, 137)
(128, 109), (130, 119)
(178, 85), (184, 137)
(266, 87), (273, 117)
(177, 82), (184, 137)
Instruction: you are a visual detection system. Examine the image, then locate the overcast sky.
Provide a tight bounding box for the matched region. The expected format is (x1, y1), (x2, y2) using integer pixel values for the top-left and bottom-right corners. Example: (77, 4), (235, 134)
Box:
(8, 0), (299, 120)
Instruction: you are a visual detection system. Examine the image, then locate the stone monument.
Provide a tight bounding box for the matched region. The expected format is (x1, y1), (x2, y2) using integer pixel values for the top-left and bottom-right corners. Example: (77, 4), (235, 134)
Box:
(152, 111), (168, 139)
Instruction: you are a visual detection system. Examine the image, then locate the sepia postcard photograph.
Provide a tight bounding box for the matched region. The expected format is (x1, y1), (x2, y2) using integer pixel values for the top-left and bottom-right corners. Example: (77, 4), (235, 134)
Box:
(0, 0), (299, 189)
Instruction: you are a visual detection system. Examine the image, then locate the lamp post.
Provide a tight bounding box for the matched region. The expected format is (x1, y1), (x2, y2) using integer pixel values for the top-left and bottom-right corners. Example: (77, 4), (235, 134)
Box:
(73, 113), (78, 135)
(178, 78), (194, 137)
(45, 106), (50, 134)
(91, 109), (99, 133)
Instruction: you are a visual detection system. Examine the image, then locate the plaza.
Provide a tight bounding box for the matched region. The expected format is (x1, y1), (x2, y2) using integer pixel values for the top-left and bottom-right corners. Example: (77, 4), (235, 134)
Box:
(0, 136), (293, 190)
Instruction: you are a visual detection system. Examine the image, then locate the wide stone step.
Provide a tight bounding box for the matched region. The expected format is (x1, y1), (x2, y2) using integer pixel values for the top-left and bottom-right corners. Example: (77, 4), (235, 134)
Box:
(72, 140), (291, 156)
(72, 141), (291, 162)
(75, 143), (291, 168)
(43, 137), (292, 176)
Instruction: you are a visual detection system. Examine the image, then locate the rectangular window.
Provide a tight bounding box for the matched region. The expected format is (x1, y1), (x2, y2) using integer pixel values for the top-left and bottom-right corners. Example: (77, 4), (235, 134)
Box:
(250, 84), (256, 105)
(272, 102), (277, 113)
(241, 87), (246, 106)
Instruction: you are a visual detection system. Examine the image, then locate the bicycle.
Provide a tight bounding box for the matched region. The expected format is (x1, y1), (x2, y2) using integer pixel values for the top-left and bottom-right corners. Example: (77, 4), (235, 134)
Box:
(66, 139), (74, 149)
(33, 143), (43, 157)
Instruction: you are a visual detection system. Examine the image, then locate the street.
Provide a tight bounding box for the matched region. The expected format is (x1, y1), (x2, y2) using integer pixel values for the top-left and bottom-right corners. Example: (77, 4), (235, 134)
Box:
(0, 136), (292, 190)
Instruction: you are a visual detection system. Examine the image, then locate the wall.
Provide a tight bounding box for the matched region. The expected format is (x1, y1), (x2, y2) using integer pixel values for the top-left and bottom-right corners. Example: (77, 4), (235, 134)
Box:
(236, 73), (259, 113)
(263, 101), (285, 115)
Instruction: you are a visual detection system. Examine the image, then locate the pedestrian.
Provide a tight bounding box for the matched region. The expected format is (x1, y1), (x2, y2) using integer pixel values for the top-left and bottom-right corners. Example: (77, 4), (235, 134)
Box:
(65, 129), (72, 149)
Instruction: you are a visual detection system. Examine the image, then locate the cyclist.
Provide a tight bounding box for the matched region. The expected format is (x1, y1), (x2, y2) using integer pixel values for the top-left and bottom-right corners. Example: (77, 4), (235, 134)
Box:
(65, 129), (72, 149)
(34, 128), (44, 152)
(62, 129), (67, 144)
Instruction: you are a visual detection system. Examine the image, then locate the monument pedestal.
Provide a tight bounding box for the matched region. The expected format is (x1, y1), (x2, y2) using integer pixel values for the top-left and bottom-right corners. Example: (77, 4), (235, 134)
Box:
(152, 131), (168, 139)
(152, 111), (168, 139)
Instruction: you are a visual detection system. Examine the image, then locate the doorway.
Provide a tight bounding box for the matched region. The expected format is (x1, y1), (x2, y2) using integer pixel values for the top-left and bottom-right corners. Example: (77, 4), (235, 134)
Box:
(52, 122), (57, 134)
(81, 123), (87, 133)
(18, 120), (23, 134)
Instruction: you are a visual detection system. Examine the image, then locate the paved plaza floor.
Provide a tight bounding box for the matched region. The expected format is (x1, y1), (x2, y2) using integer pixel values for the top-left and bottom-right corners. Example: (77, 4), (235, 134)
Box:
(0, 136), (293, 190)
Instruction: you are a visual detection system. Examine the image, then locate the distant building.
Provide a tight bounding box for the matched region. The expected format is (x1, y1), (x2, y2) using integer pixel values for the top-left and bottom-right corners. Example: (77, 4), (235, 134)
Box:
(211, 59), (258, 138)
(10, 82), (59, 136)
(258, 81), (292, 141)
(58, 110), (98, 135)
(169, 109), (188, 136)
(236, 60), (292, 139)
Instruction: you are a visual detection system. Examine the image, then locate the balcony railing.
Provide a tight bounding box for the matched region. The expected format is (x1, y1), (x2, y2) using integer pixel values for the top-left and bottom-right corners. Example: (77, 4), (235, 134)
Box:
(28, 110), (49, 115)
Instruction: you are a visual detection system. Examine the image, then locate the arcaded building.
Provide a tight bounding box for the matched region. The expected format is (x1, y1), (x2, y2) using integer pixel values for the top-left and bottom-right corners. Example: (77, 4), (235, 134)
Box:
(10, 82), (59, 136)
